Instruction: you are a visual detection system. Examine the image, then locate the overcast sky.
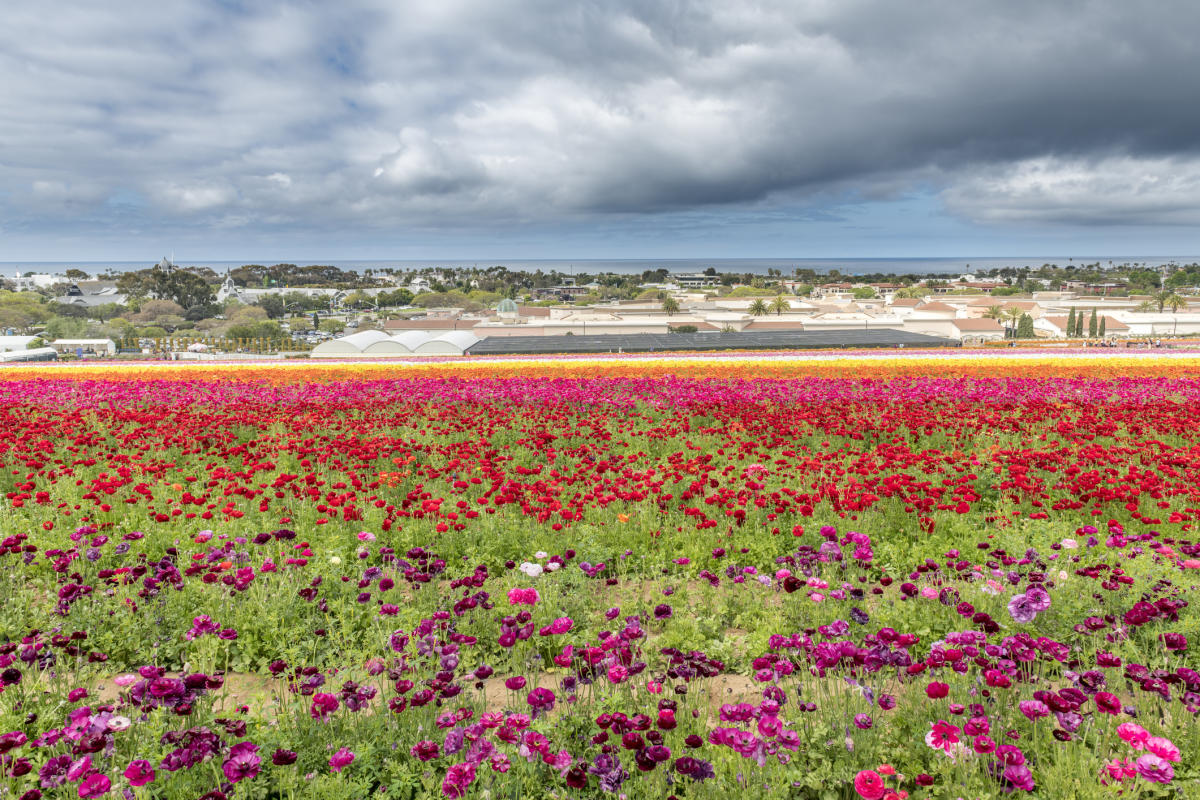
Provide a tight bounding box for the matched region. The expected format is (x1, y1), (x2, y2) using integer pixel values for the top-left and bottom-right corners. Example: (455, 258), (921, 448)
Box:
(4, 0), (1200, 261)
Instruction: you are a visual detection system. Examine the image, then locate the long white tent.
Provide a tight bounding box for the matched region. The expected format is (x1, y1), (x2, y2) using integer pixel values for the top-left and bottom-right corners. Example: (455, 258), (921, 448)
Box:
(311, 330), (480, 358)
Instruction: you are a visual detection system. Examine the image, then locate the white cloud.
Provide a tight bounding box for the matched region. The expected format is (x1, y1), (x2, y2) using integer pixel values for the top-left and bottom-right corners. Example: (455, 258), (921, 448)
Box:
(942, 156), (1200, 225)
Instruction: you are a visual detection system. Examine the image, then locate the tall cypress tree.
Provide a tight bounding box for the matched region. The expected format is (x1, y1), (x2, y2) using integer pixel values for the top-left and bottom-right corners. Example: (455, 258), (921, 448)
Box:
(1066, 307), (1076, 338)
(1088, 308), (1098, 338)
(1099, 316), (1106, 338)
(1017, 313), (1035, 339)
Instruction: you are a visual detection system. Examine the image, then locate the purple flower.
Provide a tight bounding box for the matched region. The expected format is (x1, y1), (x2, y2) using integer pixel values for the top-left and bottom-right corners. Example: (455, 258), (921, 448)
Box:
(1023, 585), (1051, 612)
(1135, 753), (1174, 784)
(222, 741), (261, 783)
(1007, 593), (1038, 624)
(38, 755), (71, 788)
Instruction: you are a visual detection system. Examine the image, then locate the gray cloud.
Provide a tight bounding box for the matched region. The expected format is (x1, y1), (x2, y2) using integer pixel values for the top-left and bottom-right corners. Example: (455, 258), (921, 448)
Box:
(3, 0), (1200, 253)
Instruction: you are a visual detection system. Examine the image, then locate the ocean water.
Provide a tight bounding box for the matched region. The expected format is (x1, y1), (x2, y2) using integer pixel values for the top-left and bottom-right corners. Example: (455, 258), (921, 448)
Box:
(1, 256), (1195, 278)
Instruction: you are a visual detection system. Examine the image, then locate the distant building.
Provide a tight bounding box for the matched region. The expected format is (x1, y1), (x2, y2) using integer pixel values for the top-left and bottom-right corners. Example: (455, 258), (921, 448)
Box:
(671, 272), (720, 289)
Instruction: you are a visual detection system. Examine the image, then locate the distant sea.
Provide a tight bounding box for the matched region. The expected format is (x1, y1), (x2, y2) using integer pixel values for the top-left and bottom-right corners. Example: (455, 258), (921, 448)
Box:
(2, 256), (1196, 278)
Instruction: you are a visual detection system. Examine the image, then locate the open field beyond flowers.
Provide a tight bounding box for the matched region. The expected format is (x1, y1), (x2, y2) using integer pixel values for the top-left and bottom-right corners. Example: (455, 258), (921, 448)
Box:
(0, 353), (1198, 799)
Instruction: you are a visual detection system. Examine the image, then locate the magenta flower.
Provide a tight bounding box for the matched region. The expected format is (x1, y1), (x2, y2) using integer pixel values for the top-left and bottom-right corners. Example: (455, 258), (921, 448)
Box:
(122, 760), (155, 787)
(65, 757), (92, 782)
(504, 676), (526, 691)
(1018, 700), (1050, 721)
(507, 587), (539, 605)
(310, 692), (339, 720)
(1146, 737), (1180, 763)
(925, 720), (961, 753)
(329, 747), (355, 773)
(77, 773), (111, 798)
(1117, 723), (1149, 749)
(1002, 764), (1035, 791)
(526, 687), (556, 715)
(443, 762), (477, 798)
(411, 740), (440, 761)
(1095, 692), (1122, 715)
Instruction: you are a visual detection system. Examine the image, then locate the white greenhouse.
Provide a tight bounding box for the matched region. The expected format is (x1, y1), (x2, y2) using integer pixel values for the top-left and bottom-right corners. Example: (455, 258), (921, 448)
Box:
(311, 330), (480, 358)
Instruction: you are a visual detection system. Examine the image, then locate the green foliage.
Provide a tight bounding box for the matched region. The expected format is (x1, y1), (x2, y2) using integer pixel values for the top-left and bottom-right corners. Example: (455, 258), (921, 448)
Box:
(319, 318), (346, 334)
(116, 267), (216, 309)
(727, 286), (778, 297)
(1016, 313), (1035, 338)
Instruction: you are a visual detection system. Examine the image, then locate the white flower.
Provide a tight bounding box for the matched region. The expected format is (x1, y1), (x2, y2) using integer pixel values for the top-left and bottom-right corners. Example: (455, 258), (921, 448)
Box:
(534, 551), (548, 560)
(330, 556), (342, 565)
(545, 562), (560, 572)
(107, 716), (131, 732)
(518, 562), (543, 578)
(1061, 538), (1079, 550)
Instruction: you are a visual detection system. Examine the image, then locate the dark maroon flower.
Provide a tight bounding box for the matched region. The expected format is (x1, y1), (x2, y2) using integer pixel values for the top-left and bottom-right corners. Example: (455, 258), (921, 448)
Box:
(271, 749), (297, 766)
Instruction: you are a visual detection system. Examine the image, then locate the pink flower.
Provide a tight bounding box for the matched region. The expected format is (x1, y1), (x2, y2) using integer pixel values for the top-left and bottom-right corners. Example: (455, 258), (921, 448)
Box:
(925, 720), (961, 753)
(112, 674), (138, 687)
(853, 769), (886, 800)
(1103, 758), (1137, 782)
(920, 586), (939, 599)
(973, 735), (996, 754)
(356, 531), (376, 542)
(925, 681), (949, 699)
(1117, 722), (1149, 750)
(329, 747), (355, 773)
(1146, 737), (1180, 763)
(507, 587), (539, 605)
(607, 664), (628, 684)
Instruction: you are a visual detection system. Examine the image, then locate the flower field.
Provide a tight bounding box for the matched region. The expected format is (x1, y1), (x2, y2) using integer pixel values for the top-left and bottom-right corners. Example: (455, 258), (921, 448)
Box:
(1, 355), (1198, 799)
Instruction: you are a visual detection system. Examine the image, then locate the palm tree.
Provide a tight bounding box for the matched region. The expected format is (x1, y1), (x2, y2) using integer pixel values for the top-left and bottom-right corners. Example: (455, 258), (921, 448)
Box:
(1162, 292), (1187, 313)
(982, 305), (1004, 322)
(769, 295), (791, 315)
(748, 299), (769, 316)
(661, 297), (680, 316)
(1002, 306), (1024, 336)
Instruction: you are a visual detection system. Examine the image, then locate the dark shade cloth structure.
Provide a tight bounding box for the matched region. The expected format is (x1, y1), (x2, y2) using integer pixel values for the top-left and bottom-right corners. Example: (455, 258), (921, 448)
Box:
(466, 329), (958, 355)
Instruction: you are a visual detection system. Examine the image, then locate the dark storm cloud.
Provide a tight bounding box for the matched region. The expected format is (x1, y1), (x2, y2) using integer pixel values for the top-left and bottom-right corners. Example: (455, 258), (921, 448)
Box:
(3, 0), (1200, 247)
